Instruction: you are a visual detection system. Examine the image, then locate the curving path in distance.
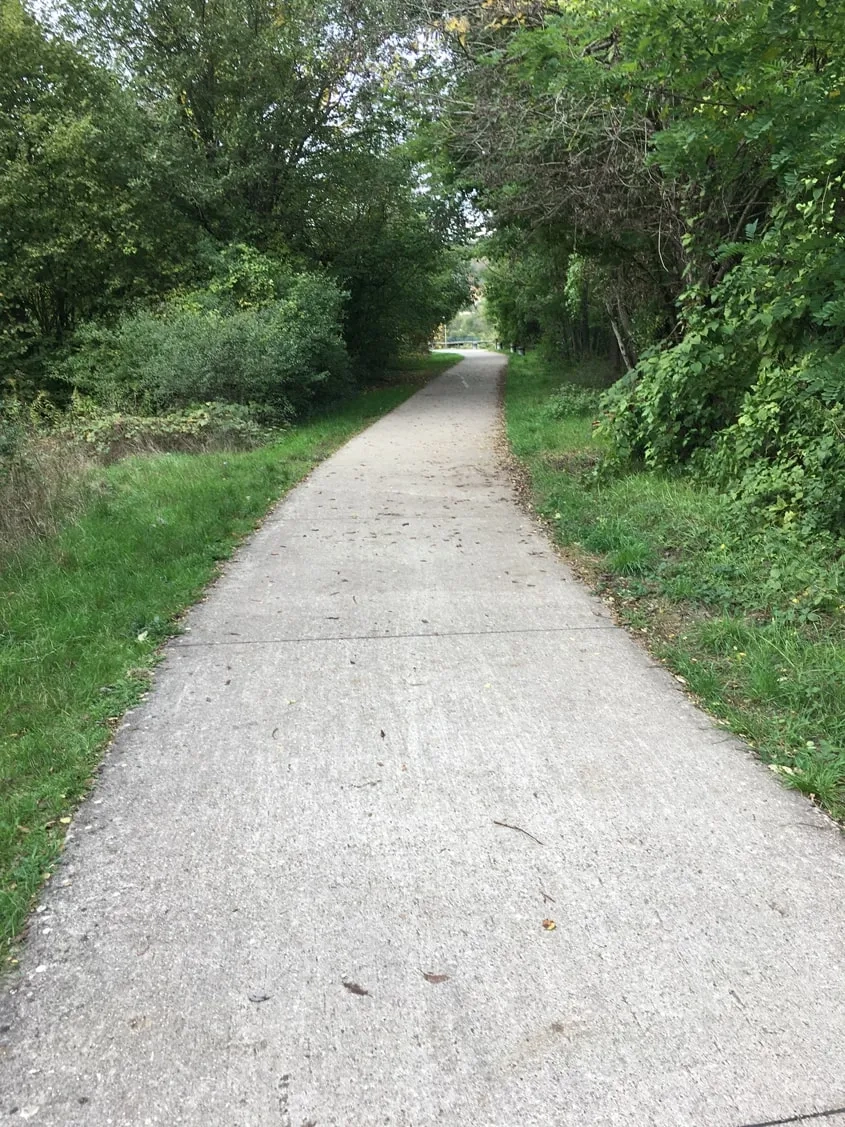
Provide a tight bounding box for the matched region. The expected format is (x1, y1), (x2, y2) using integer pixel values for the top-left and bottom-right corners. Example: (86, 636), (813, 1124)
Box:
(2, 352), (845, 1126)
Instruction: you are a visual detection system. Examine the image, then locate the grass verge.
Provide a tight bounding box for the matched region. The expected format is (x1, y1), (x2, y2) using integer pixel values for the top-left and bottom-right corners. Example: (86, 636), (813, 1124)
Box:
(505, 351), (845, 822)
(0, 374), (438, 958)
(388, 350), (464, 379)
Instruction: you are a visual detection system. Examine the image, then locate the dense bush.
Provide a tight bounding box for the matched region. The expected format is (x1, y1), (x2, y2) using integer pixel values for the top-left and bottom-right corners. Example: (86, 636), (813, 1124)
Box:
(448, 0), (845, 544)
(54, 267), (350, 421)
(600, 159), (845, 539)
(707, 361), (845, 540)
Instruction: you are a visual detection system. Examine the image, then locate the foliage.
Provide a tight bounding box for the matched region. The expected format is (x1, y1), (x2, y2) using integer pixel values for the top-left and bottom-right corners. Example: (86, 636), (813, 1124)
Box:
(0, 0), (197, 386)
(56, 399), (271, 460)
(600, 136), (845, 536)
(442, 0), (845, 541)
(542, 383), (602, 420)
(303, 148), (471, 371)
(483, 234), (615, 359)
(708, 362), (845, 540)
(1, 0), (469, 394)
(63, 0), (470, 375)
(53, 264), (351, 420)
(65, 0), (415, 245)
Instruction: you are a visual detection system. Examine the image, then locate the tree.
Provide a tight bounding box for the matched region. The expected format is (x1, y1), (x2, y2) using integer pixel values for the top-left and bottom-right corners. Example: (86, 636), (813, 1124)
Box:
(62, 0), (419, 246)
(439, 0), (845, 532)
(1, 0), (469, 388)
(302, 147), (471, 370)
(0, 0), (197, 386)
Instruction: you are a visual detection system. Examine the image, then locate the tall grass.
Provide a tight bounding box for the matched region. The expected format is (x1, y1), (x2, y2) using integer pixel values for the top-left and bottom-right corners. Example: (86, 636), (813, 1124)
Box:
(0, 434), (96, 557)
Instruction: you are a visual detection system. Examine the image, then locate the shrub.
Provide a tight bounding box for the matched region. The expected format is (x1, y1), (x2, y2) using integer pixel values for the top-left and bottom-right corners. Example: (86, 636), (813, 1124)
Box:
(598, 145), (845, 542)
(53, 267), (351, 421)
(705, 356), (845, 540)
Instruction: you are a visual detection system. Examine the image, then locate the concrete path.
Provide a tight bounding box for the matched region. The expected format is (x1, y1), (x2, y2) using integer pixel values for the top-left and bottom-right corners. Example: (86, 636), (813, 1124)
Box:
(2, 352), (845, 1126)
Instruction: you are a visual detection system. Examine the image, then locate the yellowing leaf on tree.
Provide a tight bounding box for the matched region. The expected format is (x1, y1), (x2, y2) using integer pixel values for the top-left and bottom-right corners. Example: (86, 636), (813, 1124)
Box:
(443, 15), (470, 46)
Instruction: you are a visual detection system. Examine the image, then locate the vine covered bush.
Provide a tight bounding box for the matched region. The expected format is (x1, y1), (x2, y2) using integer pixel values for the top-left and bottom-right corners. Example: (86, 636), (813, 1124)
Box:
(446, 0), (845, 543)
(55, 399), (271, 460)
(600, 160), (845, 538)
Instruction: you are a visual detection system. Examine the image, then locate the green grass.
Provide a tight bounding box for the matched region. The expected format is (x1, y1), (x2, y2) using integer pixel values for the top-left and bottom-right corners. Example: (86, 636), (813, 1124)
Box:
(505, 351), (845, 821)
(389, 350), (464, 377)
(0, 378), (428, 956)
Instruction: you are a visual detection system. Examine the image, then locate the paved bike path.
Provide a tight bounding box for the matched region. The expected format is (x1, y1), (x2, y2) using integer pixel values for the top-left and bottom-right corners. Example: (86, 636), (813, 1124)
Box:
(2, 353), (845, 1126)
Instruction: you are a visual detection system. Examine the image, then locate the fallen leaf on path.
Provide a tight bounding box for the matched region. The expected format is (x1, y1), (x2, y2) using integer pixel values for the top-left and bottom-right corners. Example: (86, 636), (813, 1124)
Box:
(380, 729), (386, 739)
(248, 994), (271, 1003)
(59, 818), (72, 825)
(423, 972), (450, 985)
(342, 981), (369, 997)
(542, 919), (557, 931)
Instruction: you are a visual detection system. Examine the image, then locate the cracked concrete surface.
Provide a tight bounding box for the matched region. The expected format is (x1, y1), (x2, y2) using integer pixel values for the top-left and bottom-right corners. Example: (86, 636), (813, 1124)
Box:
(1, 352), (845, 1126)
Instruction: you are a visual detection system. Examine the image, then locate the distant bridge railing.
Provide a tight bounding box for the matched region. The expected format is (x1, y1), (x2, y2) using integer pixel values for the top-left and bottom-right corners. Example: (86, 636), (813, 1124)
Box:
(433, 339), (497, 350)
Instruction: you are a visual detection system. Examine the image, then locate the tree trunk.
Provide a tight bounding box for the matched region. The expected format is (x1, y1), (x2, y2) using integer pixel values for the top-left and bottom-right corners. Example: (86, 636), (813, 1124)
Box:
(606, 305), (636, 371)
